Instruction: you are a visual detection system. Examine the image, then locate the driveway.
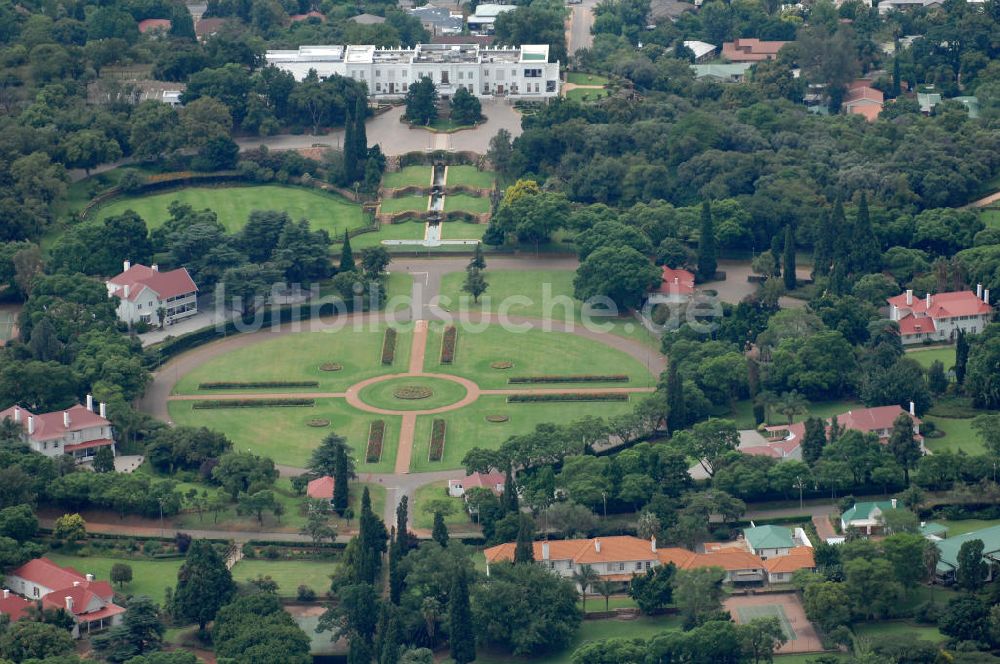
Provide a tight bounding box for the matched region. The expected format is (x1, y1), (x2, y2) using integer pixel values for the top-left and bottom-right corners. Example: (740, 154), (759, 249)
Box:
(566, 0), (598, 54)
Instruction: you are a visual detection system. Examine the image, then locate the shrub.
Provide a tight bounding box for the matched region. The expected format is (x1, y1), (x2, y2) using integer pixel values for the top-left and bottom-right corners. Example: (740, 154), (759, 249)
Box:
(198, 381), (319, 389)
(242, 542), (255, 558)
(491, 361), (514, 369)
(507, 393), (629, 403)
(307, 419), (330, 427)
(393, 385), (433, 400)
(297, 585), (317, 601)
(192, 399), (315, 409)
(381, 328), (398, 365)
(263, 545), (281, 559)
(366, 421), (386, 463)
(441, 325), (457, 364)
(429, 419), (446, 461)
(485, 414), (510, 423)
(507, 375), (629, 384)
(319, 363), (343, 372)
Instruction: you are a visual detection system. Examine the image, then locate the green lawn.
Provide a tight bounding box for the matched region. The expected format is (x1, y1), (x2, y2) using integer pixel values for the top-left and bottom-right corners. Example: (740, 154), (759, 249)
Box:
(173, 326), (412, 395)
(924, 416), (985, 455)
(936, 518), (1000, 536)
(382, 166), (433, 189)
(385, 272), (414, 301)
(565, 87), (610, 102)
(729, 398), (864, 429)
(566, 72), (610, 86)
(409, 394), (640, 471)
(412, 480), (469, 529)
(446, 165), (495, 189)
(422, 325), (655, 390)
(907, 347), (955, 370)
(45, 553), (182, 604)
(853, 620), (945, 643)
(358, 375), (469, 411)
(980, 208), (1000, 229)
(97, 185), (366, 236)
(380, 195), (429, 214)
(436, 269), (661, 348)
(231, 559), (339, 597)
(444, 194), (491, 214)
(168, 398), (402, 471)
(351, 221), (429, 249)
(440, 222), (488, 242)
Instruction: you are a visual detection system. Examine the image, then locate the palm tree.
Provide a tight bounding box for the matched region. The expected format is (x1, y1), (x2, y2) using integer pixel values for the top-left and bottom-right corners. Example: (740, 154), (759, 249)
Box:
(594, 579), (617, 613)
(923, 541), (941, 604)
(776, 390), (809, 425)
(421, 597), (441, 645)
(572, 564), (600, 614)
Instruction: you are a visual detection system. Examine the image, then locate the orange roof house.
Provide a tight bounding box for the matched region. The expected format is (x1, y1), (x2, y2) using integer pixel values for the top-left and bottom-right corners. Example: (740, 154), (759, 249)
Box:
(306, 476), (335, 501)
(843, 85), (884, 121)
(138, 18), (172, 33)
(888, 287), (992, 344)
(721, 39), (789, 62)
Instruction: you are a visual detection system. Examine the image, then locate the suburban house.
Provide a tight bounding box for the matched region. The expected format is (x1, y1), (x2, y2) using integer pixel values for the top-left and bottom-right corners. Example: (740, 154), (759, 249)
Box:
(920, 522), (948, 541)
(763, 547), (817, 584)
(407, 4), (464, 35)
(843, 84), (884, 122)
(265, 43), (560, 99)
(935, 524), (1000, 583)
(743, 524), (812, 560)
(690, 63), (752, 82)
(841, 499), (899, 535)
(289, 10), (325, 22)
(763, 404), (923, 458)
(5, 558), (125, 638)
(683, 40), (717, 62)
(656, 266), (696, 303)
(720, 39), (789, 62)
(0, 589), (31, 622)
(306, 476), (335, 504)
(194, 17), (227, 40)
(887, 287), (993, 345)
(466, 4), (516, 34)
(107, 261), (198, 327)
(137, 18), (171, 34)
(0, 396), (115, 463)
(877, 0), (941, 13)
(449, 471), (506, 498)
(483, 535), (813, 587)
(348, 13), (386, 24)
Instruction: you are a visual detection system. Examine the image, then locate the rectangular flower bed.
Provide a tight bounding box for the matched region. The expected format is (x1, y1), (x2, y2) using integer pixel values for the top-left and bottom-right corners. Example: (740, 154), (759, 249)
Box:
(366, 420), (386, 463)
(440, 325), (457, 364)
(198, 381), (320, 389)
(507, 375), (629, 384)
(428, 419), (446, 461)
(192, 398), (316, 409)
(381, 328), (397, 365)
(506, 393), (630, 403)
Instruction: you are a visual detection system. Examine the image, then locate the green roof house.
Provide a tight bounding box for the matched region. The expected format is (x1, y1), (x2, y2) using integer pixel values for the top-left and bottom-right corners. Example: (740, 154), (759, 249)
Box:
(935, 524), (1000, 581)
(919, 522), (948, 540)
(743, 524), (809, 559)
(840, 499), (897, 535)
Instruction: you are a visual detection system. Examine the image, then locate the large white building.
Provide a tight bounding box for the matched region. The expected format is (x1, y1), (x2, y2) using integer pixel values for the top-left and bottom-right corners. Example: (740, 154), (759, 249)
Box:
(0, 397), (115, 463)
(265, 43), (560, 99)
(106, 261), (198, 327)
(887, 286), (992, 344)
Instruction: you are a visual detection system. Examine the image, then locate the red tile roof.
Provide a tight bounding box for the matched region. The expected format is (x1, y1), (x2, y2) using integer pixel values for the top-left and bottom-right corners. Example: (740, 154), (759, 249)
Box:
(41, 582), (115, 615)
(887, 290), (992, 320)
(658, 267), (695, 295)
(0, 592), (31, 622)
(839, 405), (920, 434)
(108, 264), (197, 302)
(306, 476), (334, 499)
(138, 18), (172, 33)
(721, 38), (789, 62)
(896, 314), (936, 336)
(289, 10), (324, 21)
(763, 547), (815, 573)
(195, 17), (228, 37)
(465, 472), (505, 491)
(0, 404), (110, 442)
(844, 86), (884, 105)
(10, 558), (88, 591)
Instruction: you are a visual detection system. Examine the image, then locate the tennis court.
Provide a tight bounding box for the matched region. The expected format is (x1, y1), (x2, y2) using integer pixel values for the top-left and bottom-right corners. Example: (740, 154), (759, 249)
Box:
(726, 593), (823, 654)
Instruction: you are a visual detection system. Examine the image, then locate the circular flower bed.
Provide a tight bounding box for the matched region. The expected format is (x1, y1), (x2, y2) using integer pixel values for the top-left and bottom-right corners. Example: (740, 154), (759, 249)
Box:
(393, 385), (434, 400)
(319, 363), (343, 372)
(307, 418), (330, 427)
(485, 414), (510, 423)
(491, 361), (514, 370)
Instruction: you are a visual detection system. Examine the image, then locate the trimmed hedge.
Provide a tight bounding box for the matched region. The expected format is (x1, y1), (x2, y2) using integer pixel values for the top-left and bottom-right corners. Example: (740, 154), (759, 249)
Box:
(507, 375), (629, 384)
(366, 420), (386, 463)
(440, 325), (457, 364)
(192, 398), (315, 409)
(507, 393), (629, 403)
(381, 328), (398, 365)
(429, 419), (446, 461)
(199, 381), (319, 389)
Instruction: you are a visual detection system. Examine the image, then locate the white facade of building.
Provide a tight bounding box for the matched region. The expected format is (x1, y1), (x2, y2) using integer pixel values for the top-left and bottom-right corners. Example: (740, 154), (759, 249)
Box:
(265, 43), (560, 99)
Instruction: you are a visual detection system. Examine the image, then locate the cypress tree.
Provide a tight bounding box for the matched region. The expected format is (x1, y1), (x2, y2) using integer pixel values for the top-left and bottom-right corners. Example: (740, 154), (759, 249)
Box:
(356, 487), (388, 585)
(827, 415), (843, 443)
(697, 200), (717, 282)
(395, 495), (410, 554)
(813, 210), (833, 278)
(388, 531), (404, 605)
(173, 539), (235, 631)
(340, 231), (356, 272)
(330, 435), (352, 514)
(514, 515), (534, 563)
(801, 416), (826, 466)
(665, 360), (686, 434)
(343, 108), (357, 185)
(891, 57), (901, 98)
(783, 225), (797, 291)
(955, 329), (969, 385)
(432, 511), (449, 547)
(469, 242), (486, 270)
(828, 200), (849, 294)
(850, 193), (881, 275)
(503, 466), (519, 514)
(769, 234), (782, 277)
(354, 95), (368, 181)
(448, 569), (476, 664)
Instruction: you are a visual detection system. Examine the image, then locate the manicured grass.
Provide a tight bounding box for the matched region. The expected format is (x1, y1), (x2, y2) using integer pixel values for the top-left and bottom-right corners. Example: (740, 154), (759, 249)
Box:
(173, 326), (412, 395)
(440, 221), (488, 242)
(358, 375), (469, 411)
(446, 165), (495, 189)
(384, 272), (414, 301)
(422, 325), (655, 390)
(729, 398), (865, 429)
(97, 185), (365, 236)
(982, 208), (1000, 228)
(45, 553), (182, 604)
(351, 221), (429, 249)
(380, 195), (429, 214)
(907, 346), (955, 370)
(924, 416), (985, 455)
(566, 72), (609, 86)
(231, 559), (339, 596)
(444, 194), (491, 214)
(565, 87), (610, 102)
(936, 518), (1000, 536)
(168, 398), (401, 471)
(853, 620), (945, 643)
(412, 480), (468, 529)
(382, 166), (432, 189)
(410, 394), (640, 471)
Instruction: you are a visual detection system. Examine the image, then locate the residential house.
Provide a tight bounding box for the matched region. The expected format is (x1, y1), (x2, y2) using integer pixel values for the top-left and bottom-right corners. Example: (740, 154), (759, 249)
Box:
(137, 18), (172, 34)
(5, 558), (125, 638)
(289, 10), (325, 22)
(720, 39), (789, 62)
(407, 4), (464, 35)
(449, 471), (505, 498)
(194, 17), (227, 40)
(349, 13), (386, 24)
(877, 0), (941, 13)
(162, 90), (183, 107)
(690, 63), (752, 82)
(0, 396), (115, 463)
(743, 524), (812, 560)
(920, 522), (948, 541)
(106, 261), (198, 327)
(467, 4), (516, 34)
(917, 91), (942, 114)
(306, 476), (335, 504)
(683, 40), (717, 62)
(841, 499), (899, 535)
(935, 524), (1000, 583)
(887, 287), (993, 344)
(844, 85), (884, 122)
(952, 96), (980, 119)
(763, 404), (923, 458)
(656, 266), (696, 303)
(0, 589), (31, 623)
(764, 547), (816, 584)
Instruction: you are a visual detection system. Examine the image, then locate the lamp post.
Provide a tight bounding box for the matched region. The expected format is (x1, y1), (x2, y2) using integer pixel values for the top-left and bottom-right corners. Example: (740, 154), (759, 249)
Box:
(601, 491), (607, 519)
(793, 476), (805, 511)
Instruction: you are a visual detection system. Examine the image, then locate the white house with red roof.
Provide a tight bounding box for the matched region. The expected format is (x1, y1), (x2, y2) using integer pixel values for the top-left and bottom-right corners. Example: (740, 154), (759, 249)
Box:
(0, 395), (115, 462)
(0, 589), (31, 623)
(5, 557), (125, 638)
(106, 261), (198, 327)
(888, 287), (992, 345)
(307, 475), (335, 503)
(656, 266), (696, 303)
(448, 471), (506, 498)
(762, 404), (923, 458)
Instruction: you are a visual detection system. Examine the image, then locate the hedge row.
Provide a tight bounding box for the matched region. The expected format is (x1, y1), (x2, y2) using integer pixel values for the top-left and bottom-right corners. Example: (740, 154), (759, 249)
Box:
(192, 398), (316, 409)
(381, 328), (397, 365)
(507, 375), (629, 384)
(507, 393), (630, 403)
(366, 420), (386, 463)
(429, 419), (446, 461)
(199, 381), (319, 389)
(440, 325), (457, 364)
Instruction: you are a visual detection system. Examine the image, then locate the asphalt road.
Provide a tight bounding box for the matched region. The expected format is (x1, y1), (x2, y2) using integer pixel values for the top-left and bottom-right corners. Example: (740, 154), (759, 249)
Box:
(566, 0), (598, 55)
